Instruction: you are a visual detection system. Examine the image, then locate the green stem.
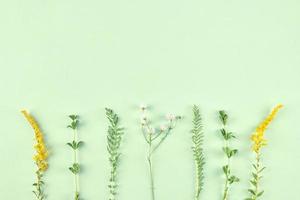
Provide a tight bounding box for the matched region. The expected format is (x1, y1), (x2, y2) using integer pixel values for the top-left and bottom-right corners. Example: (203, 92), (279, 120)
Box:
(73, 129), (79, 199)
(222, 180), (229, 200)
(222, 140), (230, 200)
(254, 153), (260, 200)
(148, 134), (155, 200)
(34, 169), (43, 200)
(195, 161), (200, 200)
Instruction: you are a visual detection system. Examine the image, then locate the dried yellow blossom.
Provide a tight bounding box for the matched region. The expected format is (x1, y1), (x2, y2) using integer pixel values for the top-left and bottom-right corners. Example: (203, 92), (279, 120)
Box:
(21, 110), (48, 172)
(251, 104), (283, 153)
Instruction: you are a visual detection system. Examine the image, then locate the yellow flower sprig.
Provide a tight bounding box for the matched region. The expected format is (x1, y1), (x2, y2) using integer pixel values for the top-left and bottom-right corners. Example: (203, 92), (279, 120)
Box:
(250, 104), (283, 153)
(247, 104), (283, 200)
(21, 110), (49, 200)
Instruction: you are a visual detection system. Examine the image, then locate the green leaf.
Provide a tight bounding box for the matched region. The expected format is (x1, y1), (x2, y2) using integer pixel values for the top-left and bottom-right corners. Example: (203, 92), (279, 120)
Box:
(228, 175), (239, 184)
(67, 115), (79, 129)
(257, 190), (264, 197)
(219, 110), (228, 125)
(220, 129), (228, 140)
(250, 180), (257, 187)
(258, 167), (266, 173)
(77, 141), (84, 148)
(223, 147), (231, 158)
(252, 172), (258, 179)
(222, 165), (229, 174)
(69, 163), (80, 174)
(67, 142), (75, 149)
(230, 149), (238, 157)
(248, 189), (255, 195)
(69, 115), (78, 120)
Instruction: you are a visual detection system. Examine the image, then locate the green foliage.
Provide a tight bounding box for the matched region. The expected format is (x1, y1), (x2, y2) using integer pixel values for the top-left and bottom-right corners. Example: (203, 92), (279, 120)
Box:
(246, 156), (265, 200)
(106, 108), (124, 200)
(75, 192), (80, 200)
(191, 105), (205, 200)
(219, 110), (239, 200)
(222, 147), (238, 158)
(32, 170), (45, 200)
(67, 115), (79, 130)
(67, 141), (84, 150)
(69, 163), (80, 175)
(219, 111), (228, 125)
(67, 114), (82, 200)
(220, 129), (236, 140)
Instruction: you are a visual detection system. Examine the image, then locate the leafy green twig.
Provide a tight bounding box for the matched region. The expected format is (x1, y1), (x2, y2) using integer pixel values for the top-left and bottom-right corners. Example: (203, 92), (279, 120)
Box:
(21, 110), (49, 200)
(67, 115), (83, 200)
(245, 154), (265, 200)
(219, 111), (239, 200)
(191, 105), (205, 200)
(106, 108), (124, 200)
(140, 105), (181, 200)
(246, 105), (283, 200)
(33, 170), (45, 200)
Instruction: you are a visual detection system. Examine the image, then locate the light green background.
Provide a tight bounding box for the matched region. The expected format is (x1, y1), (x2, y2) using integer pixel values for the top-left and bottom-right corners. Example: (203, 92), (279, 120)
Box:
(0, 0), (299, 199)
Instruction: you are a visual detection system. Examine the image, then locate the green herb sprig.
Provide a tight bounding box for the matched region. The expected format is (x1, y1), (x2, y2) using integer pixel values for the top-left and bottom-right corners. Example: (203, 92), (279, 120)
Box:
(105, 108), (124, 200)
(67, 115), (83, 200)
(32, 170), (45, 200)
(246, 105), (283, 200)
(245, 154), (265, 200)
(140, 105), (181, 200)
(219, 111), (239, 200)
(21, 110), (49, 200)
(191, 105), (205, 200)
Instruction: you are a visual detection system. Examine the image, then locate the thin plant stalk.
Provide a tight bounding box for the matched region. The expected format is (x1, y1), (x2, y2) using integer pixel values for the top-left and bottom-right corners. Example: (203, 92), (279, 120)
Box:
(140, 105), (180, 200)
(73, 128), (79, 199)
(219, 110), (239, 200)
(148, 134), (155, 200)
(67, 115), (83, 200)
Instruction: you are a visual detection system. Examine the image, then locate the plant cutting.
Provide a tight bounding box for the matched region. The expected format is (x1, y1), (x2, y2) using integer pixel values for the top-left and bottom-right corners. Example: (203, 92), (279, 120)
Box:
(67, 115), (83, 200)
(191, 105), (205, 200)
(105, 108), (124, 200)
(246, 104), (283, 200)
(140, 104), (181, 200)
(218, 110), (239, 200)
(21, 110), (49, 200)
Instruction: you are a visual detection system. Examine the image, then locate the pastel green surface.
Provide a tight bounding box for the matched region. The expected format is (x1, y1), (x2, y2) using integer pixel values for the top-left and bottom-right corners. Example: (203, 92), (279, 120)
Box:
(0, 0), (299, 199)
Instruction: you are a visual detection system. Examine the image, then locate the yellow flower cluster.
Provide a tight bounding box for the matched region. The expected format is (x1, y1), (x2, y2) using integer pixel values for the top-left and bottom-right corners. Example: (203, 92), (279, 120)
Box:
(21, 110), (48, 172)
(251, 104), (283, 153)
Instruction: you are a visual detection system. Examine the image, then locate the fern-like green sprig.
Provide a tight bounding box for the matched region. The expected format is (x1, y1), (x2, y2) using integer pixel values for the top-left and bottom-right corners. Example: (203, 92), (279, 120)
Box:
(105, 108), (124, 200)
(67, 115), (83, 200)
(219, 111), (239, 200)
(140, 105), (181, 200)
(191, 105), (205, 200)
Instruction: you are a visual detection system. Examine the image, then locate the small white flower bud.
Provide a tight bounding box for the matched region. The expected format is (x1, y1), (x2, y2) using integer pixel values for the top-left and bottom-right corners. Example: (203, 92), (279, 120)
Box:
(148, 127), (155, 134)
(160, 125), (167, 131)
(140, 104), (147, 111)
(166, 113), (176, 121)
